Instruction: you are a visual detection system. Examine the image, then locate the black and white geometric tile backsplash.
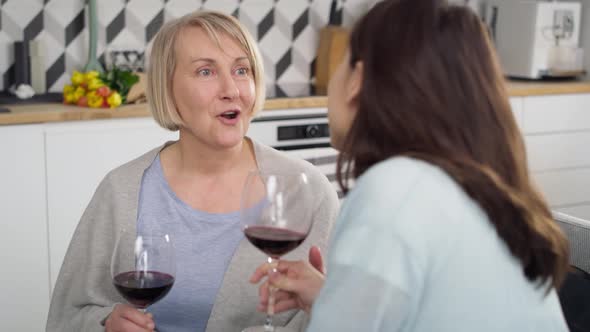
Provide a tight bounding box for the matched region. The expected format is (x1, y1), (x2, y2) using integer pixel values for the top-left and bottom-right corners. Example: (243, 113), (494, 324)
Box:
(0, 0), (378, 95)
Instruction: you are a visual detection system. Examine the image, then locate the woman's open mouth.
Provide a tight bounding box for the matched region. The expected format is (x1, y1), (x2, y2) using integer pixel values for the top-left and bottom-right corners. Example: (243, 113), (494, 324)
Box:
(220, 111), (239, 119)
(217, 110), (241, 125)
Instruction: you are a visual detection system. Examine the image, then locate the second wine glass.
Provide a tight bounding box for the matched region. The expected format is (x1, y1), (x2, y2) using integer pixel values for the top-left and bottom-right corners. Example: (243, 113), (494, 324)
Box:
(241, 171), (315, 332)
(111, 230), (176, 313)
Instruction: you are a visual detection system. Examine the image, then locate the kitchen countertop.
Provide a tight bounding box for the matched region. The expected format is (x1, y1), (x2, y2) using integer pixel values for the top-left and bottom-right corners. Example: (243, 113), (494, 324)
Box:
(2, 80), (590, 126)
(0, 96), (328, 126)
(507, 79), (590, 96)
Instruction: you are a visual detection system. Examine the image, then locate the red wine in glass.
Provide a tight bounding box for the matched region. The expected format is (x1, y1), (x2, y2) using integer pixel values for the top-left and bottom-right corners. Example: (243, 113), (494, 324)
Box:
(113, 271), (175, 309)
(244, 226), (307, 259)
(111, 232), (176, 313)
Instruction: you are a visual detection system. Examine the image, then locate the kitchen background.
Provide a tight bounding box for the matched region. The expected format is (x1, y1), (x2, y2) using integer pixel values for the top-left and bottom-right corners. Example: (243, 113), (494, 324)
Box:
(0, 0), (486, 98)
(3, 2), (590, 331)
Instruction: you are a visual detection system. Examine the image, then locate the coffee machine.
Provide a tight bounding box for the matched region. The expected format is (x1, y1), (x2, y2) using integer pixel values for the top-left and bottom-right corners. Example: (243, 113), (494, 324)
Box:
(485, 0), (584, 79)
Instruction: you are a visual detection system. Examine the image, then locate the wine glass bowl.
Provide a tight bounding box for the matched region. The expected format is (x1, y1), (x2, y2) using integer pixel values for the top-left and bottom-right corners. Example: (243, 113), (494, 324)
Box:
(243, 226), (307, 259)
(111, 231), (176, 311)
(241, 171), (314, 332)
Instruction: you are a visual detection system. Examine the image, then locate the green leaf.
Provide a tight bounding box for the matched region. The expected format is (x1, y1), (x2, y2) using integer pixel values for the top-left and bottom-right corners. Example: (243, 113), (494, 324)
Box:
(99, 66), (140, 104)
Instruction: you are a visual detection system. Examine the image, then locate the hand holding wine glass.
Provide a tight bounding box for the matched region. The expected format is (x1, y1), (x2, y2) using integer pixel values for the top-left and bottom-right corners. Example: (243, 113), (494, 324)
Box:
(250, 246), (326, 314)
(105, 304), (155, 332)
(241, 171), (315, 332)
(109, 230), (175, 331)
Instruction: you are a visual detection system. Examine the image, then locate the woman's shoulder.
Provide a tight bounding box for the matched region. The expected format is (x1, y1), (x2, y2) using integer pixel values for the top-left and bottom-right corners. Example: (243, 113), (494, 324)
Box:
(356, 156), (451, 193)
(337, 156), (486, 256)
(104, 143), (165, 182)
(252, 139), (313, 170)
(251, 139), (340, 216)
(91, 143), (166, 198)
(345, 156), (480, 226)
(76, 144), (166, 233)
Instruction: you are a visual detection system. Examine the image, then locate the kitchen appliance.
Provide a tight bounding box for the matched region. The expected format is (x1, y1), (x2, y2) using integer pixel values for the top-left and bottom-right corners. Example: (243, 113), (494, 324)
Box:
(485, 0), (584, 79)
(248, 107), (342, 198)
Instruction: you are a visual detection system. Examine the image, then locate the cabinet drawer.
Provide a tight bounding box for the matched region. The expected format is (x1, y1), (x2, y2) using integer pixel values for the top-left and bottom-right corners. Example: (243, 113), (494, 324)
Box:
(525, 131), (590, 171)
(522, 94), (590, 134)
(532, 168), (590, 206)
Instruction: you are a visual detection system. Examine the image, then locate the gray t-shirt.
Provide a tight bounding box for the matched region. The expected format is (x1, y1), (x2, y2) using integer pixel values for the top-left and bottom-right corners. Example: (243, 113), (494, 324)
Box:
(137, 155), (243, 332)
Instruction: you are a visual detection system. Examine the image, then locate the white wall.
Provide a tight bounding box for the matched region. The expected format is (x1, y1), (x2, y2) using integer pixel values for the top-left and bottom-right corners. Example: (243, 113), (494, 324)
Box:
(581, 0), (590, 73)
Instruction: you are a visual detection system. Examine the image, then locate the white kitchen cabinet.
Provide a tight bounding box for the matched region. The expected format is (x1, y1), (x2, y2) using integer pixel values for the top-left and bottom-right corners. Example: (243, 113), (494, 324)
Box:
(533, 168), (590, 221)
(533, 168), (590, 206)
(509, 96), (524, 130)
(525, 131), (590, 172)
(45, 118), (178, 291)
(522, 94), (590, 220)
(522, 94), (590, 133)
(0, 124), (50, 331)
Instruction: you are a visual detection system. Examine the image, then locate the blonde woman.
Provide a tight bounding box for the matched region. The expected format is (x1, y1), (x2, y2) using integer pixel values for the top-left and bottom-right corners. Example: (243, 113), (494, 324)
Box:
(46, 11), (338, 332)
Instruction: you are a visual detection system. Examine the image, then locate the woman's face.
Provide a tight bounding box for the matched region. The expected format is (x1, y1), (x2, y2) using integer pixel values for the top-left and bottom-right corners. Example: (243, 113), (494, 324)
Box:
(327, 51), (361, 150)
(172, 26), (256, 149)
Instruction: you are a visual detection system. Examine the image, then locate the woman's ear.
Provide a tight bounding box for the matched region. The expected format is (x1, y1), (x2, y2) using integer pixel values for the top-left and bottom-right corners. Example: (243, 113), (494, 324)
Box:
(346, 61), (363, 107)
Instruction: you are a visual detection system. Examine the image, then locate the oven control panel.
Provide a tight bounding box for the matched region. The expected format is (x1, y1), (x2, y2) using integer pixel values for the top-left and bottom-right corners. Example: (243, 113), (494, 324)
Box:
(278, 123), (330, 141)
(249, 107), (330, 148)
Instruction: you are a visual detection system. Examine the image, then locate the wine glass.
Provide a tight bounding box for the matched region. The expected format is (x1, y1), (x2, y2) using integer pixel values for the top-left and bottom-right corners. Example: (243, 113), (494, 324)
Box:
(241, 171), (315, 332)
(111, 229), (176, 313)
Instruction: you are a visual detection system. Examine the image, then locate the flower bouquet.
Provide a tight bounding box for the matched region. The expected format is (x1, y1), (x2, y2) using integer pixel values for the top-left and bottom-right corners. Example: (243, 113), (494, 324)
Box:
(62, 68), (139, 108)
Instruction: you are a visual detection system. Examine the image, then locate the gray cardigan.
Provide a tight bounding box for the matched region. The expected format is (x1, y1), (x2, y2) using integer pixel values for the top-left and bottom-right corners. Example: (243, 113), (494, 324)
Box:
(46, 139), (339, 332)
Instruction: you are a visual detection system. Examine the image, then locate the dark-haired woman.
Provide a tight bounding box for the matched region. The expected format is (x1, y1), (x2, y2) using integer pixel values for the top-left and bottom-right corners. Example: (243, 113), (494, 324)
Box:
(250, 0), (570, 330)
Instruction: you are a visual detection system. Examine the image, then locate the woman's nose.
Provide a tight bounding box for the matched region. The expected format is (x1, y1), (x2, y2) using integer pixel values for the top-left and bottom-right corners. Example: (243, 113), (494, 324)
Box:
(219, 72), (240, 100)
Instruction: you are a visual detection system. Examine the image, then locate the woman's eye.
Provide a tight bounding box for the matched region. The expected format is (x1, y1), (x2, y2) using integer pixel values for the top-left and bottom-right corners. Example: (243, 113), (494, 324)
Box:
(235, 67), (249, 76)
(198, 68), (212, 77)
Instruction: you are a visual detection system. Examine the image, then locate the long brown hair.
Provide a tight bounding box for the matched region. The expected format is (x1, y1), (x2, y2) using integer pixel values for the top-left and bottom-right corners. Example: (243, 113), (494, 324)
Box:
(336, 0), (569, 289)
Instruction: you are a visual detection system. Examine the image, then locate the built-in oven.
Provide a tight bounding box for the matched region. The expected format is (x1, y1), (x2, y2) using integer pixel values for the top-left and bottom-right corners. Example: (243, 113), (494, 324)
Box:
(248, 107), (342, 198)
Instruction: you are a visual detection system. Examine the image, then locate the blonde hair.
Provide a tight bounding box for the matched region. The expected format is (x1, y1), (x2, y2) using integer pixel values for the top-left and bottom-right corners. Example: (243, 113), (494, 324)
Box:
(147, 11), (266, 131)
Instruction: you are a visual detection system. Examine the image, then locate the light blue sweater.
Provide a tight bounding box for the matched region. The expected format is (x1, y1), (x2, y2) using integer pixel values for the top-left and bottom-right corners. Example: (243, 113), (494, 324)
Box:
(307, 157), (568, 332)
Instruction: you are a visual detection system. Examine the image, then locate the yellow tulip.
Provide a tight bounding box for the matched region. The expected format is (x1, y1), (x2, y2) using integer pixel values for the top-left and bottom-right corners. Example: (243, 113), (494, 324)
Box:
(63, 84), (75, 95)
(71, 71), (85, 86)
(62, 85), (75, 104)
(87, 91), (104, 108)
(73, 86), (86, 102)
(87, 77), (105, 91)
(84, 71), (99, 81)
(64, 92), (77, 104)
(107, 91), (122, 108)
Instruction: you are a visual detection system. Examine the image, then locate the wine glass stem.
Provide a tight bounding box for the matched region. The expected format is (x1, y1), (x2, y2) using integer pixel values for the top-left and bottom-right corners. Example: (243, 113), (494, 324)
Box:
(265, 257), (278, 332)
